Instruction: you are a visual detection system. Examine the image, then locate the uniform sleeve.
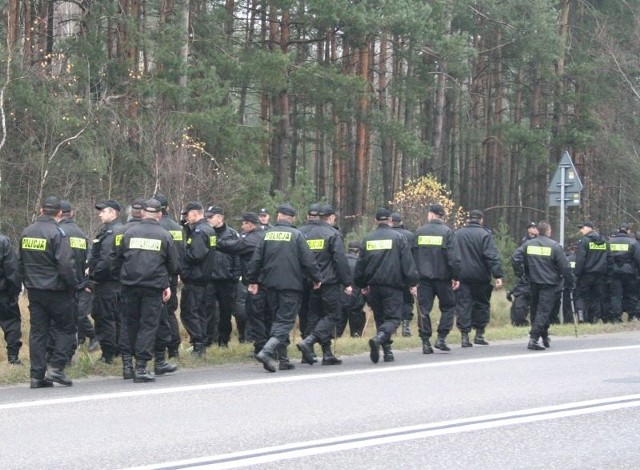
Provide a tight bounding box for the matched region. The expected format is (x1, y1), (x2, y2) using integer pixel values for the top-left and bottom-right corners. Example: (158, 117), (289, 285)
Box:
(1, 239), (22, 296)
(55, 233), (79, 290)
(511, 245), (526, 279)
(184, 229), (210, 264)
(574, 240), (587, 277)
(353, 246), (366, 288)
(484, 235), (504, 279)
(446, 230), (460, 280)
(331, 234), (352, 286)
(399, 237), (419, 287)
(246, 238), (265, 284)
(167, 237), (180, 277)
(298, 234), (322, 284)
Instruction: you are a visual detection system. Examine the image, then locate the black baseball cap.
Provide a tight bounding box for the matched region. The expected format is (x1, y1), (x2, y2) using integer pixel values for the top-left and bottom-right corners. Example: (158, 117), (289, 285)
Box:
(240, 212), (259, 224)
(258, 208), (269, 215)
(96, 199), (121, 212)
(469, 209), (484, 220)
(391, 212), (402, 223)
(60, 200), (72, 213)
(277, 203), (297, 217)
(319, 204), (336, 216)
(428, 204), (445, 217)
(143, 199), (163, 213)
(181, 201), (203, 215)
(578, 221), (595, 229)
(130, 198), (146, 211)
(307, 203), (321, 216)
(153, 193), (169, 209)
(527, 221), (537, 229)
(43, 196), (61, 211)
(205, 205), (224, 217)
(375, 208), (391, 221)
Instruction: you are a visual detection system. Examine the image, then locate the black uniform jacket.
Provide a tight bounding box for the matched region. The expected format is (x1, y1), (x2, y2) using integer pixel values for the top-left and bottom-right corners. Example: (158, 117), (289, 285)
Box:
(299, 220), (351, 286)
(608, 232), (640, 276)
(454, 222), (503, 284)
(412, 219), (459, 281)
(216, 227), (266, 284)
(88, 220), (123, 283)
(115, 219), (179, 289)
(159, 214), (185, 273)
(182, 218), (217, 285)
(354, 223), (418, 289)
(512, 235), (573, 287)
(247, 220), (321, 291)
(574, 231), (610, 277)
(59, 217), (90, 289)
(0, 232), (22, 296)
(19, 215), (77, 291)
(211, 223), (241, 282)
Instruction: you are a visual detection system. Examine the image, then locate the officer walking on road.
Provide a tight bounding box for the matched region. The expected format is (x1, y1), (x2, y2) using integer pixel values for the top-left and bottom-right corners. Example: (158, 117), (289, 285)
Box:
(391, 212), (416, 337)
(512, 221), (573, 350)
(354, 208), (418, 364)
(454, 210), (503, 347)
(247, 204), (322, 373)
(574, 221), (610, 323)
(20, 196), (77, 388)
(607, 224), (640, 322)
(412, 204), (460, 354)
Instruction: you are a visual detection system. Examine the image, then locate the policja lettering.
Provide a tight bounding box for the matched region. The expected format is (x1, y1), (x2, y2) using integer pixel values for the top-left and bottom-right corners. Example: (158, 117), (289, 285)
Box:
(21, 237), (47, 251)
(526, 246), (552, 256)
(417, 235), (443, 246)
(264, 231), (292, 241)
(307, 239), (325, 250)
(609, 243), (630, 252)
(128, 238), (162, 251)
(69, 237), (87, 250)
(366, 239), (393, 250)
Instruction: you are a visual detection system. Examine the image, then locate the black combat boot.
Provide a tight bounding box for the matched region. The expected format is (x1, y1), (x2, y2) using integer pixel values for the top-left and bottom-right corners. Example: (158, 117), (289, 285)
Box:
(541, 336), (551, 348)
(87, 336), (100, 353)
(133, 361), (155, 382)
(321, 343), (342, 366)
(256, 337), (279, 372)
(401, 320), (412, 337)
(382, 343), (394, 362)
(527, 338), (545, 351)
(422, 339), (434, 354)
(122, 355), (134, 380)
(167, 346), (180, 359)
(434, 336), (451, 352)
(296, 334), (317, 365)
(45, 367), (73, 386)
(8, 352), (22, 365)
(30, 378), (54, 389)
(154, 351), (178, 375)
(192, 342), (206, 357)
(474, 331), (489, 345)
(461, 332), (473, 348)
(277, 344), (295, 370)
(368, 331), (386, 364)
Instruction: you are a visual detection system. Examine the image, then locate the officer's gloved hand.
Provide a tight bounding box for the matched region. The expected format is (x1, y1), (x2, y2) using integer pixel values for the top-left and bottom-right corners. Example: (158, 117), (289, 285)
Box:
(506, 291), (513, 302)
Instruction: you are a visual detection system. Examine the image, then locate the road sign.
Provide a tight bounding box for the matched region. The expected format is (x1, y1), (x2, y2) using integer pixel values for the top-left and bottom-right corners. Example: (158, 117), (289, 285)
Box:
(547, 151), (583, 193)
(548, 192), (581, 207)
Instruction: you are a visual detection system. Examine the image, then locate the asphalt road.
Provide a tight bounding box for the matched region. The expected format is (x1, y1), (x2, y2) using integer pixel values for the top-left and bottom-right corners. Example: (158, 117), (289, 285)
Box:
(1, 331), (639, 469)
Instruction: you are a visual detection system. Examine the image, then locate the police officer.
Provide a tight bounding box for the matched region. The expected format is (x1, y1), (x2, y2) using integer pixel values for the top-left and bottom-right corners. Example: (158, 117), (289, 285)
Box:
(391, 212), (416, 337)
(154, 193), (184, 358)
(87, 199), (123, 364)
(509, 222), (538, 326)
(574, 221), (610, 323)
(297, 203), (322, 340)
(247, 204), (322, 373)
(216, 213), (268, 358)
(454, 210), (503, 347)
(297, 204), (352, 366)
(205, 205), (241, 347)
(354, 208), (418, 363)
(59, 200), (97, 355)
(608, 224), (640, 323)
(20, 196), (77, 388)
(412, 203), (460, 354)
(114, 199), (180, 382)
(0, 228), (23, 365)
(512, 221), (573, 350)
(337, 241), (366, 337)
(258, 208), (272, 230)
(180, 201), (217, 356)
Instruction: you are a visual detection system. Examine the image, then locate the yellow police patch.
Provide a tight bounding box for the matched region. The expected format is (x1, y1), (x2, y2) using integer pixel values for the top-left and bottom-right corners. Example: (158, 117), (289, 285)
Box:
(114, 234), (123, 247)
(417, 235), (443, 246)
(129, 238), (161, 251)
(210, 235), (217, 247)
(307, 239), (325, 250)
(22, 237), (47, 251)
(366, 240), (392, 250)
(526, 246), (552, 256)
(588, 242), (606, 251)
(609, 243), (629, 252)
(169, 230), (183, 241)
(69, 237), (87, 250)
(264, 231), (292, 241)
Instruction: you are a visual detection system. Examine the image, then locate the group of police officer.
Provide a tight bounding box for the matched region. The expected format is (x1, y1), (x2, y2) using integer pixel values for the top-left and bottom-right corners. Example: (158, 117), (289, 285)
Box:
(3, 194), (635, 386)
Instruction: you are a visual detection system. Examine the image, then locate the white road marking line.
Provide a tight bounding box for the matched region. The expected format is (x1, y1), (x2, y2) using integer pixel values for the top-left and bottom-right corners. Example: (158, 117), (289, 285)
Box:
(122, 394), (640, 469)
(1, 344), (638, 411)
